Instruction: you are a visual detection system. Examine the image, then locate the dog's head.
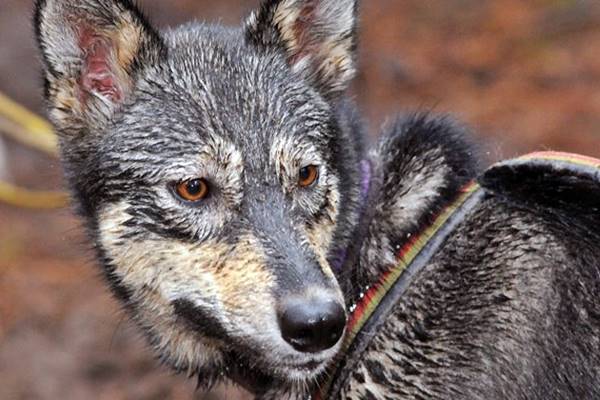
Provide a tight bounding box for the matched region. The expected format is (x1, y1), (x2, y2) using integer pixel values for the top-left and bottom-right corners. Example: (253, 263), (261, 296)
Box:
(35, 0), (361, 392)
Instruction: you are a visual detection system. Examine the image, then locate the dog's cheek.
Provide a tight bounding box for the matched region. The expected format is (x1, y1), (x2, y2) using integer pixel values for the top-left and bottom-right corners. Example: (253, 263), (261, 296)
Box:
(134, 287), (225, 372)
(98, 202), (280, 353)
(97, 202), (229, 367)
(98, 203), (219, 301)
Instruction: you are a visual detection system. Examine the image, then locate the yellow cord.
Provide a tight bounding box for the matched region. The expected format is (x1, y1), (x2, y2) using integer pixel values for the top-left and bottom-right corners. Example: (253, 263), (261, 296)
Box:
(0, 92), (67, 209)
(0, 92), (58, 156)
(0, 180), (68, 209)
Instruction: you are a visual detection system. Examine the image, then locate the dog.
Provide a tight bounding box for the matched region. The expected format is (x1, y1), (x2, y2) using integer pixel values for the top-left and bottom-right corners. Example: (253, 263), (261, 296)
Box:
(34, 0), (600, 399)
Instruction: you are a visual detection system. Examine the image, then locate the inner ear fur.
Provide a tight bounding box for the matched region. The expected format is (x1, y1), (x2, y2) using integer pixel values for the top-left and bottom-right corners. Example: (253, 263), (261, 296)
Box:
(35, 0), (164, 131)
(245, 0), (359, 99)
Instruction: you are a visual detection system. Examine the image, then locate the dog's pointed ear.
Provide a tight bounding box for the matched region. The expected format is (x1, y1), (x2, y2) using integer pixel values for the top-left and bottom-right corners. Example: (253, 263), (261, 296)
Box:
(34, 0), (164, 133)
(245, 0), (358, 99)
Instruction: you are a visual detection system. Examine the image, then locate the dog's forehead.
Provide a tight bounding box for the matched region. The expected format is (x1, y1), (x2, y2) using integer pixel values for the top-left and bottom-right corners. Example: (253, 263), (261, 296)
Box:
(107, 25), (331, 172)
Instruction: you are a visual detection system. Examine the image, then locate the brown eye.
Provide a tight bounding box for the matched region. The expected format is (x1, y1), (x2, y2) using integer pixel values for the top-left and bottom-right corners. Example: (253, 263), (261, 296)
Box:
(176, 178), (209, 202)
(298, 165), (319, 187)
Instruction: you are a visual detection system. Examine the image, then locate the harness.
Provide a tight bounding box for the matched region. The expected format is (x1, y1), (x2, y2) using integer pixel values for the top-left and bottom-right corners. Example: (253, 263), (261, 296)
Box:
(313, 151), (600, 399)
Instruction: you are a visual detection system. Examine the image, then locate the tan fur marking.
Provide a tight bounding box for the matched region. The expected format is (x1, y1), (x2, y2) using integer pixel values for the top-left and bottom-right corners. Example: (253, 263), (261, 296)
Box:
(306, 181), (341, 280)
(212, 235), (275, 317)
(273, 4), (303, 54)
(98, 202), (279, 373)
(49, 76), (83, 127)
(115, 20), (142, 70)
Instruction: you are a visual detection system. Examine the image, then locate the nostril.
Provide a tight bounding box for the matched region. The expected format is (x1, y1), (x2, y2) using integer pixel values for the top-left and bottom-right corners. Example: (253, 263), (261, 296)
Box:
(278, 298), (346, 353)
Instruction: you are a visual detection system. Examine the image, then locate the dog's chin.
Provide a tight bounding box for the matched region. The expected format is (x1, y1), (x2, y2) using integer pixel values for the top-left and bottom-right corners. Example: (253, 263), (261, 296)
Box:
(275, 359), (330, 382)
(269, 342), (343, 383)
(221, 346), (337, 395)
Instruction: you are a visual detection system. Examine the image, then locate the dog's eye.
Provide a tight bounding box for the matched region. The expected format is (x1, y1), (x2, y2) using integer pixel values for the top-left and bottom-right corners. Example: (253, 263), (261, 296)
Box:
(175, 178), (209, 202)
(298, 165), (319, 187)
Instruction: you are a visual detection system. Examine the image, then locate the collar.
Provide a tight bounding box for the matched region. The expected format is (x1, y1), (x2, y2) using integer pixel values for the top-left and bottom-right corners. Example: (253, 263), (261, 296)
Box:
(314, 180), (484, 399)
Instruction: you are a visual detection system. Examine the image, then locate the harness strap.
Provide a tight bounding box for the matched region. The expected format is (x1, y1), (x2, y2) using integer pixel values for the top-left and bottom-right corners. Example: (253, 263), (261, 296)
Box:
(314, 181), (484, 399)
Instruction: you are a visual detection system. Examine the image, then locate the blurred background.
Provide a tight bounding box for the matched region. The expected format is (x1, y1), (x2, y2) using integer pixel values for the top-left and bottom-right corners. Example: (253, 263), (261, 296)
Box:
(1, 0), (599, 399)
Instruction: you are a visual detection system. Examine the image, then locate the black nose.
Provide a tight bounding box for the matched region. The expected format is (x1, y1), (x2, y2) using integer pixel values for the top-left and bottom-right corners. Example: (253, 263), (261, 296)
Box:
(278, 297), (346, 353)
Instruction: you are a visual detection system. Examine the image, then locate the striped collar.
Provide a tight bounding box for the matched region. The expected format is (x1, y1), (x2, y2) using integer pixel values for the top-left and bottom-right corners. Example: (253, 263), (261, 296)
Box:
(314, 180), (485, 399)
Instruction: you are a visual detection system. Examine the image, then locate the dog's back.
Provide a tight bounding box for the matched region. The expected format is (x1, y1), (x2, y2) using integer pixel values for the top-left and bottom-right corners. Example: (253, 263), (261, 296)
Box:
(340, 116), (600, 399)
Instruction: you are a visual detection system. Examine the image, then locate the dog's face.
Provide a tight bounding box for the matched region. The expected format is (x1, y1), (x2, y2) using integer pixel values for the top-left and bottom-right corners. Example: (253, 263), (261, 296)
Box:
(35, 0), (360, 390)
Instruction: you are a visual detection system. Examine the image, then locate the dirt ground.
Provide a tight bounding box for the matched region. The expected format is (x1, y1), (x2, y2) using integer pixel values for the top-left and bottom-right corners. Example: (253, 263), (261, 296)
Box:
(1, 0), (599, 399)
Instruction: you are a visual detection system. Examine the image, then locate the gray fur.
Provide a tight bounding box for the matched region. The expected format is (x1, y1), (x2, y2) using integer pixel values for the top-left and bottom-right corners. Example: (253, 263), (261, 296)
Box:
(34, 0), (600, 399)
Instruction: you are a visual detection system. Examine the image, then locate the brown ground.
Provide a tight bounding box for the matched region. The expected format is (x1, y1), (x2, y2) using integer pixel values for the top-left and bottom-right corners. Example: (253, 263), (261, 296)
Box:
(1, 1), (599, 399)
